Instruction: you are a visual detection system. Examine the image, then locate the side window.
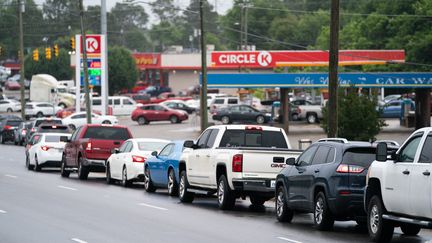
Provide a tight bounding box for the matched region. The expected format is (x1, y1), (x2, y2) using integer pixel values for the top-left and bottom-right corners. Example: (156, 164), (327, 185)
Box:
(0, 101), (8, 104)
(72, 114), (86, 119)
(123, 99), (133, 105)
(206, 129), (219, 148)
(230, 106), (240, 112)
(419, 135), (432, 163)
(127, 142), (134, 152)
(228, 99), (238, 104)
(119, 142), (130, 153)
(197, 129), (212, 148)
(93, 99), (101, 106)
(159, 144), (174, 157)
(114, 99), (121, 105)
(108, 99), (113, 105)
(398, 133), (423, 162)
(297, 146), (318, 166)
(71, 127), (82, 141)
(311, 146), (331, 165)
(214, 99), (224, 104)
(326, 147), (336, 163)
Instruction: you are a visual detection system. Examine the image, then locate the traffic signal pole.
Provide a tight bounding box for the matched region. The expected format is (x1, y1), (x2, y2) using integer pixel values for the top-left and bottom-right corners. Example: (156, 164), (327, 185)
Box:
(18, 0), (26, 119)
(328, 0), (340, 138)
(79, 0), (92, 124)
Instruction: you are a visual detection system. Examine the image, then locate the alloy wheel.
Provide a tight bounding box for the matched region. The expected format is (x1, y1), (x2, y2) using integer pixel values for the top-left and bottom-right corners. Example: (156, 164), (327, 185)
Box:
(315, 197), (324, 224)
(370, 204), (380, 234)
(276, 190), (284, 217)
(218, 180), (225, 204)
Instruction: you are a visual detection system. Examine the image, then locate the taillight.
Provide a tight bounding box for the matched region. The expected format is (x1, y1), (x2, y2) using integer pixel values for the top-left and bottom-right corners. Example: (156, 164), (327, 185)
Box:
(21, 130), (27, 136)
(4, 125), (12, 130)
(132, 155), (146, 163)
(245, 125), (262, 130)
(336, 164), (365, 174)
(232, 154), (243, 172)
(86, 142), (92, 151)
(41, 146), (51, 151)
(31, 127), (36, 132)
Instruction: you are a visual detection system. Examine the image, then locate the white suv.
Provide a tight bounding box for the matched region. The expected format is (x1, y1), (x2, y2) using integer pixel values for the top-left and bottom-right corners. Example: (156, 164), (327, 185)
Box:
(209, 96), (240, 114)
(25, 102), (62, 119)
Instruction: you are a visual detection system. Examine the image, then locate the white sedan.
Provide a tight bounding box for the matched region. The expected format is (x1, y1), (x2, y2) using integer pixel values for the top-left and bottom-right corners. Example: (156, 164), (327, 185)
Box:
(106, 138), (170, 187)
(26, 133), (71, 171)
(62, 112), (118, 130)
(0, 99), (21, 112)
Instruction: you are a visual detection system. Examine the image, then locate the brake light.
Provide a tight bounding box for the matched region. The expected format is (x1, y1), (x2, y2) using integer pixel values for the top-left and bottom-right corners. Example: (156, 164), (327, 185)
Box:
(41, 146), (51, 151)
(31, 127), (36, 132)
(21, 130), (27, 136)
(336, 164), (365, 174)
(3, 125), (12, 130)
(232, 154), (243, 172)
(297, 107), (301, 114)
(245, 125), (262, 130)
(86, 142), (92, 151)
(132, 155), (146, 163)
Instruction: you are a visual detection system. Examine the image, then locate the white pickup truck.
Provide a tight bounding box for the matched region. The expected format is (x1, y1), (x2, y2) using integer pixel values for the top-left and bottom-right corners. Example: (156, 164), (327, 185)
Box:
(297, 103), (323, 124)
(178, 125), (302, 210)
(365, 127), (432, 242)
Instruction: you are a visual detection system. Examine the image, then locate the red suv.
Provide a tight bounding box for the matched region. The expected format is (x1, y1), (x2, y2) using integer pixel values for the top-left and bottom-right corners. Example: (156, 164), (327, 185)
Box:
(61, 124), (132, 180)
(131, 104), (188, 125)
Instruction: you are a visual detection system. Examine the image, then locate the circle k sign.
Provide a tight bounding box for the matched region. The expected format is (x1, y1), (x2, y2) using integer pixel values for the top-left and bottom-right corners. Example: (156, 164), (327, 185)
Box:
(80, 35), (101, 54)
(257, 51), (272, 67)
(213, 51), (274, 68)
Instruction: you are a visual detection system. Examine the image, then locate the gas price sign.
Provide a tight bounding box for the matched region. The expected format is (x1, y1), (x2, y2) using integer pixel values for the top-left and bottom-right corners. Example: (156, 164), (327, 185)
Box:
(80, 58), (102, 86)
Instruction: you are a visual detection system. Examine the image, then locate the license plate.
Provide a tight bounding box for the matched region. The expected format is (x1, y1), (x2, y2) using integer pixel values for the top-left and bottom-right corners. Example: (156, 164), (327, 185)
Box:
(270, 180), (275, 188)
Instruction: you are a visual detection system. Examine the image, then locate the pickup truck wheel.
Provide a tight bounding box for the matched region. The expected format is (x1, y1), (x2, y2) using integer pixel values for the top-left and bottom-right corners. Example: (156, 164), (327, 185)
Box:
(60, 154), (70, 178)
(179, 170), (194, 203)
(138, 116), (147, 125)
(102, 120), (111, 124)
(7, 108), (13, 113)
(221, 116), (230, 124)
(121, 166), (131, 187)
(314, 192), (334, 230)
(144, 166), (156, 192)
(78, 158), (89, 180)
(170, 115), (178, 124)
(167, 169), (179, 196)
(307, 113), (317, 124)
(34, 155), (41, 172)
(68, 124), (76, 131)
(250, 196), (266, 206)
(256, 115), (265, 124)
(276, 186), (293, 222)
(106, 163), (114, 184)
(26, 155), (34, 170)
(291, 113), (299, 121)
(400, 224), (421, 236)
(217, 175), (236, 210)
(367, 195), (394, 242)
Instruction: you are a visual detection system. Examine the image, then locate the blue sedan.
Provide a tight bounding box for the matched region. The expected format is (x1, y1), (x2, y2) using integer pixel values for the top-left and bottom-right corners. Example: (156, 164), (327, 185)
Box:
(144, 140), (185, 196)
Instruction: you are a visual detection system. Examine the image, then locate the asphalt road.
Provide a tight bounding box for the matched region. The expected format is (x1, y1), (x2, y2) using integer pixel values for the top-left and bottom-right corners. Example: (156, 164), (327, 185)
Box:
(1, 119), (431, 243)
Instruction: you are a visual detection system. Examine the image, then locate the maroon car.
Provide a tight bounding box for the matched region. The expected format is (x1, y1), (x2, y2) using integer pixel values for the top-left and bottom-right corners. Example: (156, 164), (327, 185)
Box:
(61, 124), (132, 180)
(131, 104), (188, 125)
(5, 80), (21, 90)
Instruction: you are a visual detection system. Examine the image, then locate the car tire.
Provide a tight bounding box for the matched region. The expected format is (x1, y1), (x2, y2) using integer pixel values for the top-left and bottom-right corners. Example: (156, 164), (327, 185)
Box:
(137, 116), (147, 125)
(121, 166), (131, 187)
(307, 113), (317, 124)
(102, 120), (111, 124)
(250, 196), (267, 206)
(78, 157), (89, 180)
(26, 155), (34, 170)
(170, 115), (178, 124)
(106, 163), (114, 184)
(14, 139), (18, 145)
(221, 116), (230, 124)
(6, 108), (12, 113)
(179, 170), (194, 203)
(400, 224), (421, 236)
(144, 166), (156, 192)
(291, 113), (299, 121)
(36, 112), (44, 118)
(276, 186), (293, 222)
(68, 124), (76, 131)
(217, 174), (236, 210)
(167, 168), (179, 196)
(314, 191), (334, 230)
(34, 155), (41, 172)
(0, 134), (4, 144)
(256, 115), (265, 124)
(60, 154), (70, 178)
(367, 195), (394, 242)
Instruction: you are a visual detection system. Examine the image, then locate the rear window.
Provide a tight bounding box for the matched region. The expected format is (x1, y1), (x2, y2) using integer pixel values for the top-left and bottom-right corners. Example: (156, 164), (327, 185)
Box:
(342, 148), (376, 167)
(6, 120), (22, 127)
(138, 142), (168, 151)
(83, 127), (131, 140)
(38, 125), (70, 133)
(219, 129), (288, 148)
(25, 104), (33, 109)
(35, 120), (62, 127)
(214, 99), (224, 104)
(45, 135), (69, 143)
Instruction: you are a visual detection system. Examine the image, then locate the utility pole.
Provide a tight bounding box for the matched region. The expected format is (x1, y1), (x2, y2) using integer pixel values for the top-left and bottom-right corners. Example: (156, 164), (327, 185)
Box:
(244, 3), (248, 50)
(199, 0), (208, 131)
(328, 0), (339, 137)
(79, 0), (92, 124)
(18, 0), (25, 119)
(101, 0), (108, 115)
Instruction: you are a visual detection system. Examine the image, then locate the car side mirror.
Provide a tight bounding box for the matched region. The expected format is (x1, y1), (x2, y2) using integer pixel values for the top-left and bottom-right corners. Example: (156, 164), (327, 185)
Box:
(376, 142), (388, 162)
(112, 148), (120, 154)
(151, 151), (158, 157)
(184, 140), (195, 149)
(286, 157), (296, 166)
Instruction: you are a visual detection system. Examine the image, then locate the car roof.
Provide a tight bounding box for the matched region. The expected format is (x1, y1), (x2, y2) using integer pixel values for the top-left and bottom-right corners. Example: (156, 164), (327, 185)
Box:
(127, 138), (170, 143)
(209, 124), (283, 132)
(85, 124), (128, 129)
(40, 133), (72, 137)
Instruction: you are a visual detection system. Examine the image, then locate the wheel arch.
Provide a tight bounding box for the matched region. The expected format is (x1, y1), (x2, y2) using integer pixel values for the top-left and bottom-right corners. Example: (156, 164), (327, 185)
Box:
(365, 178), (383, 211)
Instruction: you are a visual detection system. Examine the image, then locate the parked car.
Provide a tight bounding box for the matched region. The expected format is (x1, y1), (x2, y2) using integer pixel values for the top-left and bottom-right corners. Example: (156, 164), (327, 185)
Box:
(143, 140), (185, 195)
(25, 117), (63, 144)
(131, 104), (188, 125)
(26, 133), (72, 171)
(160, 100), (197, 114)
(62, 112), (118, 130)
(0, 99), (21, 112)
(0, 118), (23, 144)
(131, 81), (149, 94)
(275, 140), (398, 230)
(366, 128), (432, 242)
(106, 138), (170, 187)
(4, 80), (21, 90)
(14, 121), (32, 146)
(61, 124), (133, 180)
(25, 133), (42, 168)
(379, 99), (415, 118)
(297, 102), (323, 124)
(91, 96), (137, 116)
(56, 107), (101, 119)
(36, 124), (71, 134)
(25, 102), (62, 119)
(140, 85), (172, 97)
(179, 125), (302, 209)
(209, 96), (240, 114)
(212, 105), (271, 124)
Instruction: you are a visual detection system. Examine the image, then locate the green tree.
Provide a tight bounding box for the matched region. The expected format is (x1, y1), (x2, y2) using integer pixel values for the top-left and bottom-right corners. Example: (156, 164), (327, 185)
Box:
(321, 90), (386, 141)
(108, 46), (137, 95)
(24, 48), (72, 80)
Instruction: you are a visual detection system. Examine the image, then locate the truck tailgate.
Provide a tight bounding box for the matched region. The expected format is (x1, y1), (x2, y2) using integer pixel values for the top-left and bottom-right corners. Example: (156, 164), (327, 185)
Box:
(85, 139), (123, 160)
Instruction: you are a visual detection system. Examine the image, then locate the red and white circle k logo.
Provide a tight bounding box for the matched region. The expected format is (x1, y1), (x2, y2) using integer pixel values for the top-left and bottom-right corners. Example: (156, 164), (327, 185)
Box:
(257, 51), (272, 67)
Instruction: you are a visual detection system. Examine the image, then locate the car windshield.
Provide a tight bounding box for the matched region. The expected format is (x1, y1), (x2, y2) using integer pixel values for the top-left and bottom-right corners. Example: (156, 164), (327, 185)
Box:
(6, 120), (22, 126)
(45, 135), (69, 143)
(137, 142), (168, 151)
(38, 125), (70, 134)
(219, 129), (288, 148)
(342, 148), (376, 167)
(35, 119), (62, 127)
(83, 127), (131, 140)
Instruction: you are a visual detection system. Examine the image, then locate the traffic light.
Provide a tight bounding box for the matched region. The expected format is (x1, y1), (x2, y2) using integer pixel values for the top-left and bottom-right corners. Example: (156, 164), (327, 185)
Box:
(45, 47), (51, 60)
(70, 37), (75, 50)
(54, 44), (59, 57)
(33, 49), (39, 61)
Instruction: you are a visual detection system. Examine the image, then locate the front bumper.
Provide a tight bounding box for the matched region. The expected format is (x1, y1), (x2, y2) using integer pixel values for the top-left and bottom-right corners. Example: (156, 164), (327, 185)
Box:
(232, 178), (276, 197)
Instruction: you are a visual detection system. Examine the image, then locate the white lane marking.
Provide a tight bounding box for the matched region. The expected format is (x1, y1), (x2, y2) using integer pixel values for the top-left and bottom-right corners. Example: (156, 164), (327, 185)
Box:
(71, 238), (88, 243)
(0, 210), (6, 214)
(58, 185), (77, 191)
(5, 174), (17, 178)
(277, 237), (302, 243)
(138, 203), (168, 211)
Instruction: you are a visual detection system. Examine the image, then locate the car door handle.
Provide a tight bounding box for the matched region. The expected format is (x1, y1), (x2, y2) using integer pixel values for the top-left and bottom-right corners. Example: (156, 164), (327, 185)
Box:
(402, 170), (410, 175)
(423, 171), (431, 176)
(314, 169), (320, 173)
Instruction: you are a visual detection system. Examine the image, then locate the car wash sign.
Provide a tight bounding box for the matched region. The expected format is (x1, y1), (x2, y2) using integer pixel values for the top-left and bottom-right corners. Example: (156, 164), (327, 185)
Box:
(211, 50), (405, 68)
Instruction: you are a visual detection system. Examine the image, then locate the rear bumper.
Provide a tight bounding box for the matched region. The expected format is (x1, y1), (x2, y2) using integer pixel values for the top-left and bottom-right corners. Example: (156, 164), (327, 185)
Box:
(83, 158), (106, 172)
(2, 130), (16, 141)
(328, 193), (365, 218)
(232, 178), (275, 197)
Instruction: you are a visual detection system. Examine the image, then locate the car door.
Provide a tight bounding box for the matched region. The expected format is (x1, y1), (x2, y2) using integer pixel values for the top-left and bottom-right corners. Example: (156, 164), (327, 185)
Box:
(187, 129), (212, 186)
(287, 145), (318, 209)
(112, 141), (131, 179)
(112, 98), (121, 115)
(200, 129), (219, 186)
(71, 113), (86, 128)
(121, 98), (136, 115)
(0, 100), (8, 112)
(152, 143), (174, 185)
(155, 105), (170, 121)
(382, 132), (423, 215)
(306, 145), (333, 208)
(240, 106), (257, 121)
(382, 101), (401, 118)
(410, 132), (432, 218)
(228, 106), (241, 121)
(65, 127), (80, 165)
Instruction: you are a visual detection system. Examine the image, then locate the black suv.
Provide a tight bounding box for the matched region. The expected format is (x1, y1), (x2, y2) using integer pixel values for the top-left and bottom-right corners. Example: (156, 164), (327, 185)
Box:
(275, 140), (398, 230)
